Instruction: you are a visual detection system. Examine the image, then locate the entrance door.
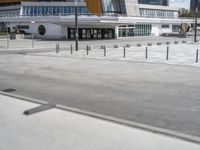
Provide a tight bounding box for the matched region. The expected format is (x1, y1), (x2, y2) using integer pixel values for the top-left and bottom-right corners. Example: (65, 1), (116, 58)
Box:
(68, 28), (114, 39)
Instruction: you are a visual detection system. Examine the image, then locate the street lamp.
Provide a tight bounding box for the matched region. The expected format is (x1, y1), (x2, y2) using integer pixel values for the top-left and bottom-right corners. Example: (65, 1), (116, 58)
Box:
(194, 6), (198, 42)
(75, 0), (79, 51)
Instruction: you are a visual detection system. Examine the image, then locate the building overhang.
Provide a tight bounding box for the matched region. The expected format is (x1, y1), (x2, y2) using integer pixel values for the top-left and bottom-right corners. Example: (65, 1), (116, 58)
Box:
(0, 15), (195, 26)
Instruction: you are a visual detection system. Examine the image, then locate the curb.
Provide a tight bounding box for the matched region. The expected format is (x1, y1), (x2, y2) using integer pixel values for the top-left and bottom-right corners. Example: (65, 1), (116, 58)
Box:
(0, 91), (200, 144)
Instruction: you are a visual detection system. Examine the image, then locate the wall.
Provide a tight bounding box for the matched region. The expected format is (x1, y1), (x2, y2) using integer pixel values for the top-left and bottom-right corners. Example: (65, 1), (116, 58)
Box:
(8, 23), (66, 39)
(152, 24), (172, 36)
(124, 0), (140, 16)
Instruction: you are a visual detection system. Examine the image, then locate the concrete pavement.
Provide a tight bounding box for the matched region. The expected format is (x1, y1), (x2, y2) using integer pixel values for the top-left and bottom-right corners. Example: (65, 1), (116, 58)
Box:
(0, 54), (200, 138)
(0, 94), (199, 150)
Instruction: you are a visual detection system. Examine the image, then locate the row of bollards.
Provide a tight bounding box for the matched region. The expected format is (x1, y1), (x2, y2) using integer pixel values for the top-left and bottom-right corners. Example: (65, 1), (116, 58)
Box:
(145, 46), (169, 60)
(145, 46), (199, 63)
(57, 44), (199, 63)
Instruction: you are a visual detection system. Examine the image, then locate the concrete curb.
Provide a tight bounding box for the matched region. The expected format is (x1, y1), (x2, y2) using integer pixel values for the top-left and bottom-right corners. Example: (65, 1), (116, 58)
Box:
(0, 91), (200, 144)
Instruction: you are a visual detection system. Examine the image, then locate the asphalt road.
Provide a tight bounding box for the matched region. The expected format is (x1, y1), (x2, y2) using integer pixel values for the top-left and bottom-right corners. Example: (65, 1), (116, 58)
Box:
(0, 54), (200, 138)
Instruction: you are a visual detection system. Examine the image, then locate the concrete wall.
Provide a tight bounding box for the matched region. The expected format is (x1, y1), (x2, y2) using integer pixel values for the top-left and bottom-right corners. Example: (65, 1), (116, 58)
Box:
(124, 0), (140, 16)
(152, 24), (172, 36)
(8, 23), (67, 39)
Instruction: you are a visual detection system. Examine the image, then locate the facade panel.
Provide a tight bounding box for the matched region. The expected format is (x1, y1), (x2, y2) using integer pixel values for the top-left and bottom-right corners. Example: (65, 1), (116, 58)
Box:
(138, 0), (168, 6)
(101, 0), (126, 15)
(85, 0), (102, 15)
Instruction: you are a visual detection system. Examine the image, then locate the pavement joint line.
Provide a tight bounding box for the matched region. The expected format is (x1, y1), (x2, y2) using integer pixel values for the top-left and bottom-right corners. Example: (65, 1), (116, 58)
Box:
(0, 91), (200, 144)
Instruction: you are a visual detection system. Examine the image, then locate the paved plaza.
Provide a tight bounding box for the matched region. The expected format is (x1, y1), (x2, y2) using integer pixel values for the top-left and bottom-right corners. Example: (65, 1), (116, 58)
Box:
(33, 43), (200, 67)
(0, 36), (196, 50)
(0, 36), (199, 67)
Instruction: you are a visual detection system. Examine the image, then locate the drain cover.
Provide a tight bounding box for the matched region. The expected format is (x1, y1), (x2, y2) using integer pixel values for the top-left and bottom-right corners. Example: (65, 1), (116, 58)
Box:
(2, 88), (16, 93)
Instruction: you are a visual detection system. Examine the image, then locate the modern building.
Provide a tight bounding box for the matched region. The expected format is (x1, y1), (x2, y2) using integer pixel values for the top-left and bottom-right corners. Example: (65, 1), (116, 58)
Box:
(0, 0), (193, 39)
(138, 0), (168, 6)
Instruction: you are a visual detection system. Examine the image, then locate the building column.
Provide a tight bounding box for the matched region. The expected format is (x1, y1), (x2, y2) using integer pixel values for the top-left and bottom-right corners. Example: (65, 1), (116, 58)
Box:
(114, 26), (119, 39)
(65, 26), (68, 40)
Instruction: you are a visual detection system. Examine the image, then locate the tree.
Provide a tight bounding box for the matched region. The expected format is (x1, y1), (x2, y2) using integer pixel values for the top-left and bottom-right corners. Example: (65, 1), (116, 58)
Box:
(178, 8), (194, 17)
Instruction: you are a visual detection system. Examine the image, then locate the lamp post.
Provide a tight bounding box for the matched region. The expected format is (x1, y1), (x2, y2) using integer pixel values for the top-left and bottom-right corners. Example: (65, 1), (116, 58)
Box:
(194, 2), (198, 42)
(31, 20), (35, 48)
(75, 0), (78, 51)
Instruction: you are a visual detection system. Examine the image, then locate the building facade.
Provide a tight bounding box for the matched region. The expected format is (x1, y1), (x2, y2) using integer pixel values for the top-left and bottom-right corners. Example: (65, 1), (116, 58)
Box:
(0, 0), (192, 40)
(138, 0), (168, 6)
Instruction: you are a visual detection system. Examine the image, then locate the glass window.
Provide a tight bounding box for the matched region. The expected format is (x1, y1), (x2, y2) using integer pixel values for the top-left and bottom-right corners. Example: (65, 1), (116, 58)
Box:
(162, 24), (169, 28)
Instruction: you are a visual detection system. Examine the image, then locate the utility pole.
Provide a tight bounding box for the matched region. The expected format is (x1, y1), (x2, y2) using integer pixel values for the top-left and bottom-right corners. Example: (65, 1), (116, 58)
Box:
(75, 0), (78, 51)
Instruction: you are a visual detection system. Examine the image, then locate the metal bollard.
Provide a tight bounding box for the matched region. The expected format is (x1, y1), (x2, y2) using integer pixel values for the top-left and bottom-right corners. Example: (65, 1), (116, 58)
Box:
(86, 45), (89, 55)
(123, 46), (126, 58)
(7, 35), (9, 49)
(70, 44), (73, 55)
(166, 46), (169, 60)
(56, 43), (59, 53)
(145, 47), (148, 59)
(104, 47), (106, 57)
(196, 49), (199, 63)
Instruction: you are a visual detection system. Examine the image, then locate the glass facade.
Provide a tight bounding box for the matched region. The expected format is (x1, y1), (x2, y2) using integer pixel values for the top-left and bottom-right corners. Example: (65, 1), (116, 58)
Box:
(138, 0), (168, 6)
(172, 25), (180, 32)
(190, 0), (200, 15)
(101, 0), (126, 15)
(119, 24), (152, 37)
(21, 6), (90, 16)
(68, 28), (114, 39)
(140, 8), (175, 18)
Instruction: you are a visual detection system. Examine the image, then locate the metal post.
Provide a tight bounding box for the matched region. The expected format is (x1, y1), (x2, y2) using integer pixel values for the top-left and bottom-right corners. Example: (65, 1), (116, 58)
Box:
(123, 46), (126, 58)
(71, 44), (73, 55)
(75, 0), (78, 51)
(86, 45), (89, 55)
(166, 46), (169, 60)
(194, 7), (198, 43)
(145, 47), (148, 59)
(6, 23), (9, 48)
(31, 21), (35, 48)
(104, 47), (106, 57)
(56, 43), (59, 53)
(196, 49), (199, 63)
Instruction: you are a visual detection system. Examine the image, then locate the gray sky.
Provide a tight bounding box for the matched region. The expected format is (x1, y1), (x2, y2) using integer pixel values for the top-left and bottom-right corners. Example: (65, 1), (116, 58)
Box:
(169, 0), (190, 9)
